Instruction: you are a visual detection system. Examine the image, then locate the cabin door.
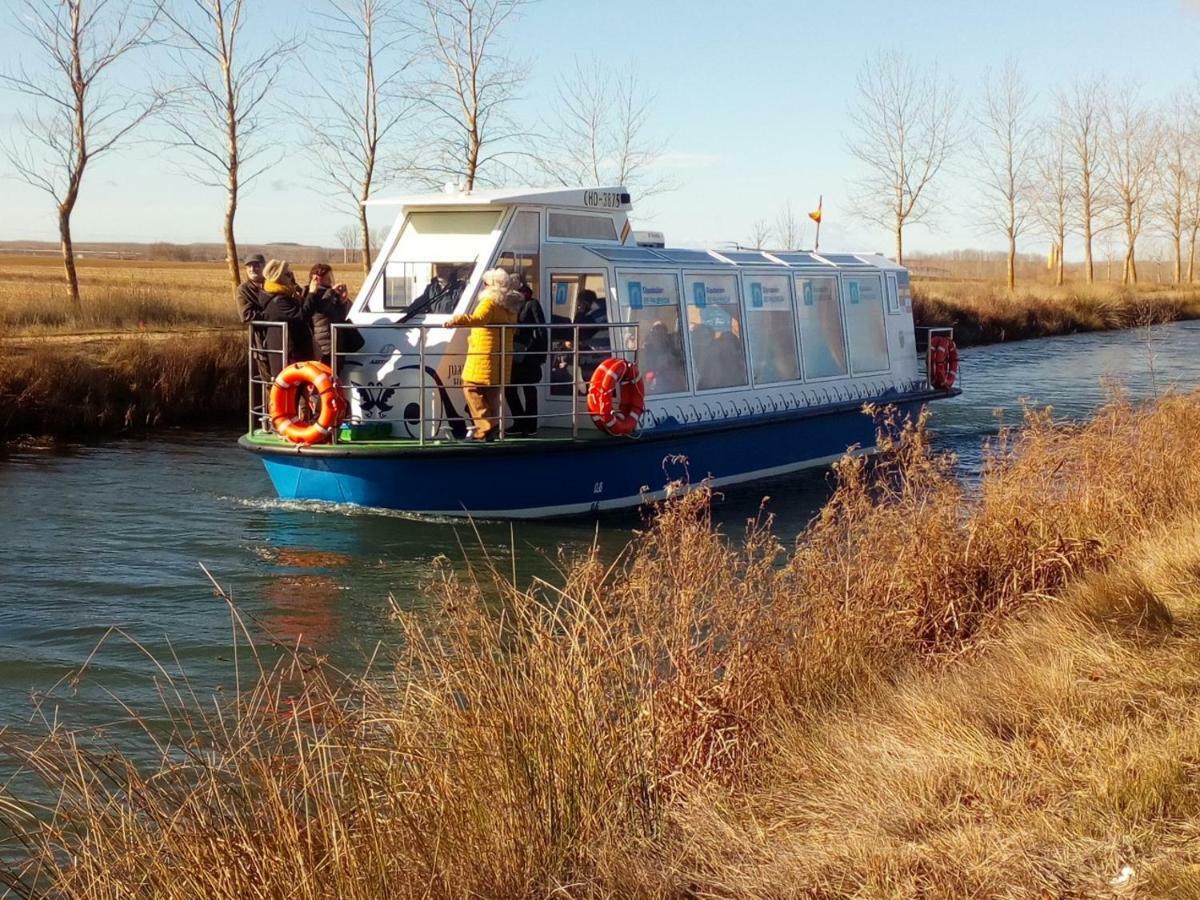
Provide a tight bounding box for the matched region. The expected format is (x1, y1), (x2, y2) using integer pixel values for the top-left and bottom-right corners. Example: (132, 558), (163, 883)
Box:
(543, 269), (611, 431)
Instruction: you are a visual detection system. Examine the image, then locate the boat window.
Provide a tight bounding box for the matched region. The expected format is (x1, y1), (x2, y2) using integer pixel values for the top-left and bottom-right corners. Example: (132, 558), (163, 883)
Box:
(547, 212), (618, 241)
(842, 274), (890, 374)
(684, 273), (748, 391)
(371, 209), (500, 312)
(794, 275), (848, 379)
(495, 210), (540, 301)
(897, 269), (912, 312)
(548, 272), (610, 397)
(743, 274), (800, 384)
(617, 270), (688, 395)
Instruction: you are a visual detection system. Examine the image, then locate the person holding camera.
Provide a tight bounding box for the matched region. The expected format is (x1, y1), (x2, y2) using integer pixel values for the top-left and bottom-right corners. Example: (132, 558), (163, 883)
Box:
(305, 263), (363, 365)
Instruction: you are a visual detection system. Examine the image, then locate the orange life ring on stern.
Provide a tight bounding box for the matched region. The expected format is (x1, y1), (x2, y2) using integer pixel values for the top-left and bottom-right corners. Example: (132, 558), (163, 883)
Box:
(587, 358), (645, 436)
(269, 361), (344, 444)
(928, 336), (959, 391)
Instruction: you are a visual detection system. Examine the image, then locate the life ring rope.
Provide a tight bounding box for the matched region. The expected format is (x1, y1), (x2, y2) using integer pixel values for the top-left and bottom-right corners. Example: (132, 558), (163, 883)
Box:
(269, 361), (345, 445)
(587, 358), (645, 437)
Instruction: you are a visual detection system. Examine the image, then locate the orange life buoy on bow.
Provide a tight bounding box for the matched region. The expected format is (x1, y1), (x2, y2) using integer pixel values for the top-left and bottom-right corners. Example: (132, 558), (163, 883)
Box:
(269, 361), (344, 444)
(928, 336), (959, 391)
(587, 358), (645, 436)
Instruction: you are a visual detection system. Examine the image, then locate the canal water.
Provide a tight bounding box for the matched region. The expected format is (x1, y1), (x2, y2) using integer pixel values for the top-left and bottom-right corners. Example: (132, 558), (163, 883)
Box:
(1, 321), (1198, 729)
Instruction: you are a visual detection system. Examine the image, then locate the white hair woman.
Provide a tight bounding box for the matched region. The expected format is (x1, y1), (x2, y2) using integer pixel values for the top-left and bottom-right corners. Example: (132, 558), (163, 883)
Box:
(443, 268), (520, 441)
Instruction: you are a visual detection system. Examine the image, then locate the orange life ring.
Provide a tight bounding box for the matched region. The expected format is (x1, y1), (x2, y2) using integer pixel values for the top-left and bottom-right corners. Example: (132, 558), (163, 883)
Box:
(269, 361), (344, 444)
(929, 336), (959, 391)
(587, 357), (645, 436)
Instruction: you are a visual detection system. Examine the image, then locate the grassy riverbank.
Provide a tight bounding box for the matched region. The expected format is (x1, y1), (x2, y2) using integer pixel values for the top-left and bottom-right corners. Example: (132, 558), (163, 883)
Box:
(913, 279), (1200, 344)
(0, 334), (246, 441)
(4, 394), (1200, 896)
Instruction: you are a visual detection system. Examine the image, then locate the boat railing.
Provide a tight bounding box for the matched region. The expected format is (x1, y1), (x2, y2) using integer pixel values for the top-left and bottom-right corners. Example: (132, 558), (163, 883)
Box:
(330, 321), (640, 444)
(915, 326), (958, 391)
(247, 320), (640, 444)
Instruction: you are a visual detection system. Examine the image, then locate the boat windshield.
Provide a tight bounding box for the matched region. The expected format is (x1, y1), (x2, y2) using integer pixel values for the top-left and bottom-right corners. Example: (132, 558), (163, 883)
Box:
(366, 210), (502, 315)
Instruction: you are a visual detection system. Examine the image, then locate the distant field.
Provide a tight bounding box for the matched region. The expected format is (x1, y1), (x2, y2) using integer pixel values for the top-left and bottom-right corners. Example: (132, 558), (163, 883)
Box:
(0, 256), (363, 336)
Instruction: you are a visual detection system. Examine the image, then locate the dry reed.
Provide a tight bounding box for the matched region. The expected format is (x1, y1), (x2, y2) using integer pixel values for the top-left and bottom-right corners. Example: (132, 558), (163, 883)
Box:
(4, 392), (1200, 896)
(913, 278), (1200, 345)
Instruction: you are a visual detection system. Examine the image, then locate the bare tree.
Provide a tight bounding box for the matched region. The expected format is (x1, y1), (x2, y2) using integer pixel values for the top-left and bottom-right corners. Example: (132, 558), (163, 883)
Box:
(773, 201), (803, 251)
(1034, 117), (1074, 286)
(975, 61), (1037, 290)
(1189, 152), (1200, 283)
(533, 60), (670, 198)
(1104, 85), (1161, 285)
(161, 0), (295, 288)
(409, 0), (529, 189)
(299, 0), (410, 273)
(746, 217), (771, 250)
(1, 0), (165, 313)
(1059, 77), (1110, 284)
(1157, 94), (1196, 285)
(847, 50), (958, 265)
(336, 223), (359, 264)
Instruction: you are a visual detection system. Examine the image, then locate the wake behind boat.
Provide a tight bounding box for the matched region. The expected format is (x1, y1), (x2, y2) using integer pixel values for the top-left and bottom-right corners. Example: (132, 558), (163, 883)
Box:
(239, 186), (960, 518)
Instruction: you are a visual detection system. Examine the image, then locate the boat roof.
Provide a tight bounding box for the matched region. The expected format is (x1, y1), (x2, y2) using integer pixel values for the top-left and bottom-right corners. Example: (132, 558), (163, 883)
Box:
(584, 245), (899, 269)
(366, 185), (632, 209)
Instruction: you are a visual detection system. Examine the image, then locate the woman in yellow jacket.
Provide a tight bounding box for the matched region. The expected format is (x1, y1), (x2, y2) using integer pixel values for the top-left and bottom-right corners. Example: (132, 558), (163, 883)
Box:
(445, 268), (521, 441)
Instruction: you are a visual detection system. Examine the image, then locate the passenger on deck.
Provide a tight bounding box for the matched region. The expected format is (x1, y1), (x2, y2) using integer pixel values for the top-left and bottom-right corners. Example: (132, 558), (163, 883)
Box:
(571, 289), (610, 382)
(237, 252), (271, 387)
(443, 268), (520, 441)
(505, 277), (547, 436)
(258, 259), (314, 373)
(304, 263), (363, 365)
(416, 264), (466, 314)
(236, 253), (267, 322)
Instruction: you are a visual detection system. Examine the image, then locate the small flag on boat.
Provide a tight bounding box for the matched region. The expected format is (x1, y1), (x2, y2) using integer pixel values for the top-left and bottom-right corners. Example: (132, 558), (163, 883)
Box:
(808, 202), (823, 224)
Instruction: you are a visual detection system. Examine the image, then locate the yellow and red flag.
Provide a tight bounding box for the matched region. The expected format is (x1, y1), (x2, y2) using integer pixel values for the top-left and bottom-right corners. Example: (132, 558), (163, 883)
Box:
(808, 203), (822, 224)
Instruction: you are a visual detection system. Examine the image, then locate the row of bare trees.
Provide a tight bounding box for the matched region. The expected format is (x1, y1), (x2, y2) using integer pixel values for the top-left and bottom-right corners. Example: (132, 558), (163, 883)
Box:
(1, 0), (667, 311)
(847, 50), (1200, 289)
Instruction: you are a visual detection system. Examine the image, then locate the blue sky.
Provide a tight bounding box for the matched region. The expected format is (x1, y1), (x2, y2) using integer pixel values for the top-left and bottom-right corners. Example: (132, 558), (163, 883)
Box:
(2, 0), (1199, 256)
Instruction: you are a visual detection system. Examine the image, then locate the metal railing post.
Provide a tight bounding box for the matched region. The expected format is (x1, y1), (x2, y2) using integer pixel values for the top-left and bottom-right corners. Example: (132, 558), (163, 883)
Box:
(330, 325), (339, 445)
(499, 323), (507, 441)
(571, 324), (580, 439)
(247, 325), (254, 435)
(419, 328), (426, 446)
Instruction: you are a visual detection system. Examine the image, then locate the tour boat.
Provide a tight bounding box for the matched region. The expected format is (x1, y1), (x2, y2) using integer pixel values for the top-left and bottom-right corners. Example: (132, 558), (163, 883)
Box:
(239, 186), (960, 518)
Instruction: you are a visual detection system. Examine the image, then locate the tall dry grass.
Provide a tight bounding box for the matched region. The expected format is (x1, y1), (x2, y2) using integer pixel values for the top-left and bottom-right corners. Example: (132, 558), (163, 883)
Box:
(913, 278), (1200, 344)
(4, 395), (1200, 896)
(0, 333), (246, 439)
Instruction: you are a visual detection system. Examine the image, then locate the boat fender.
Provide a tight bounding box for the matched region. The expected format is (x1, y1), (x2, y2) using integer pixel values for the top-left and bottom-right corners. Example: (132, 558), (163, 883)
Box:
(587, 358), (645, 437)
(269, 361), (345, 445)
(929, 336), (960, 391)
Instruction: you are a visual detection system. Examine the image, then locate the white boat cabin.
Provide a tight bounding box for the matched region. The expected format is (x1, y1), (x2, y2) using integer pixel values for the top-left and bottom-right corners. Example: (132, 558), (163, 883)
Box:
(343, 185), (924, 438)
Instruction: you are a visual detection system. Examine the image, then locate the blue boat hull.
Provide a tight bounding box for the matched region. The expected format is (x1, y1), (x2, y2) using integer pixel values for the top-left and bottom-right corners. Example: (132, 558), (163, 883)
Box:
(242, 394), (939, 518)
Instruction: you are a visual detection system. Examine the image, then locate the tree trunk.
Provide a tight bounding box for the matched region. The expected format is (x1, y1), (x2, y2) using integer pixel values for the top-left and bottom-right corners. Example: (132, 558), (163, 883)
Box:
(895, 222), (903, 267)
(1188, 228), (1198, 283)
(59, 207), (81, 316)
(1056, 229), (1065, 286)
(1175, 236), (1183, 285)
(1083, 221), (1094, 284)
(358, 204), (372, 274)
(224, 180), (239, 288)
(1007, 233), (1016, 291)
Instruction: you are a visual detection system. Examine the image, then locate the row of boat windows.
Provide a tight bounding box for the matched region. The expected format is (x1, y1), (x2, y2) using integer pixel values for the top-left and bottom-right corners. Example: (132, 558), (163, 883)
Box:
(613, 269), (895, 396)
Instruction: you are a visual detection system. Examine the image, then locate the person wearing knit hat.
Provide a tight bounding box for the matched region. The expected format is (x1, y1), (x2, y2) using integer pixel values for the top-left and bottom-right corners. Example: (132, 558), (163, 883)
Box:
(257, 259), (314, 372)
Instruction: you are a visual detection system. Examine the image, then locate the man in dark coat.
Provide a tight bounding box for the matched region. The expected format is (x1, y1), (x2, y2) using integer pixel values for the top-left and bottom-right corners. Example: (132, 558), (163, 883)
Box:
(505, 282), (548, 435)
(414, 263), (466, 315)
(237, 253), (272, 386)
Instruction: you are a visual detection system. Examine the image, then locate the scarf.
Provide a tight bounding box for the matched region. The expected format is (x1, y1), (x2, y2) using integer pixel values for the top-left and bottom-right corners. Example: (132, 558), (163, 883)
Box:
(264, 281), (295, 296)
